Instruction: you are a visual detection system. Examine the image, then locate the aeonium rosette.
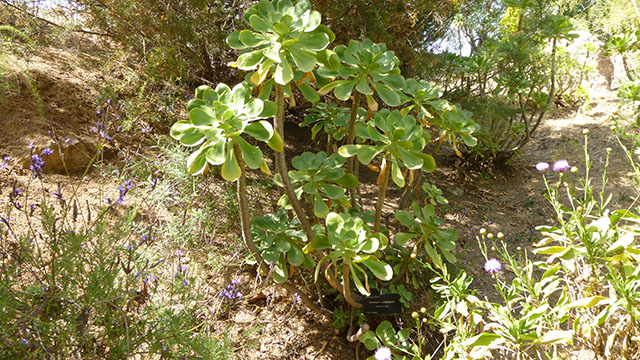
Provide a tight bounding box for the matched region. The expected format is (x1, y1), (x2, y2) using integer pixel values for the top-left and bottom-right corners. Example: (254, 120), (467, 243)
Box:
(170, 82), (282, 180)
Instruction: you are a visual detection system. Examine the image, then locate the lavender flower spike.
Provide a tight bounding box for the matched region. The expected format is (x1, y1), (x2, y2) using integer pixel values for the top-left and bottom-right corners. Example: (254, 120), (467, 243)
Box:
(553, 160), (570, 172)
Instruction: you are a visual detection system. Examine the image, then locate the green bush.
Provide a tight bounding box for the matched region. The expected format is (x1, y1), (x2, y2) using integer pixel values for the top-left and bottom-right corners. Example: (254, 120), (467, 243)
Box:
(0, 139), (234, 359)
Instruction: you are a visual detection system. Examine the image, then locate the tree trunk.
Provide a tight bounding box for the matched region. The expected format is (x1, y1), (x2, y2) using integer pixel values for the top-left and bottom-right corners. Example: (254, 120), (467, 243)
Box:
(346, 92), (362, 208)
(274, 84), (315, 241)
(374, 155), (391, 233)
(232, 142), (331, 318)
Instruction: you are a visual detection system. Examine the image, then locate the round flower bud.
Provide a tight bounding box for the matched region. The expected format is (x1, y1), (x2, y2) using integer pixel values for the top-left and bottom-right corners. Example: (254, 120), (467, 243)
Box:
(410, 252), (417, 259)
(491, 246), (496, 251)
(610, 125), (617, 131)
(588, 277), (597, 283)
(570, 166), (578, 173)
(606, 147), (612, 153)
(411, 312), (420, 319)
(582, 129), (589, 135)
(422, 318), (428, 323)
(487, 233), (494, 240)
(611, 260), (621, 268)
(517, 246), (522, 251)
(480, 228), (487, 235)
(420, 307), (427, 313)
(497, 232), (504, 239)
(576, 206), (583, 212)
(627, 172), (635, 178)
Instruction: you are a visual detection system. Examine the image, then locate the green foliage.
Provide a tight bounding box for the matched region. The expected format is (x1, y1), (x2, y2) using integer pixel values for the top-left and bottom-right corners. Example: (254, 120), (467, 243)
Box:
(305, 212), (392, 296)
(318, 39), (405, 107)
(339, 109), (435, 188)
(250, 208), (315, 283)
(359, 321), (415, 358)
(311, 0), (460, 75)
(395, 202), (458, 270)
(76, 0), (245, 85)
(170, 82), (279, 179)
(299, 102), (367, 147)
(226, 0), (338, 102)
(431, 135), (640, 359)
(0, 161), (235, 359)
(275, 152), (357, 217)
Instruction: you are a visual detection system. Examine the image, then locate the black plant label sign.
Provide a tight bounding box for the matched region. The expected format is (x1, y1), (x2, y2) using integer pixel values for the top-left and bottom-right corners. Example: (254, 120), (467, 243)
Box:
(362, 293), (402, 315)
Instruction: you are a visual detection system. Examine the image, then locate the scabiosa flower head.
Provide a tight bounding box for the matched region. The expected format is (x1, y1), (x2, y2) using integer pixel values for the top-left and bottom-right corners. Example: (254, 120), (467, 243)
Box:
(536, 162), (549, 172)
(374, 346), (392, 360)
(484, 258), (502, 274)
(553, 160), (570, 172)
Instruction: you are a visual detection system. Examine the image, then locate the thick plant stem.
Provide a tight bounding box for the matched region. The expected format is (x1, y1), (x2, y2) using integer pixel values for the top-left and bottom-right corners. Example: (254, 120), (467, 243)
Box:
(232, 143), (331, 319)
(342, 262), (363, 308)
(510, 37), (557, 154)
(374, 156), (391, 233)
(274, 84), (314, 241)
(346, 92), (362, 208)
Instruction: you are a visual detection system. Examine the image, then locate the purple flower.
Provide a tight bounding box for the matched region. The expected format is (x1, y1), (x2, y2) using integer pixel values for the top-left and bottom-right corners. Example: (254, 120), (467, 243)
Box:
(536, 162), (549, 172)
(28, 142), (35, 152)
(219, 279), (243, 300)
(374, 347), (392, 360)
(29, 154), (45, 178)
(484, 258), (502, 274)
(553, 160), (570, 172)
(41, 148), (53, 157)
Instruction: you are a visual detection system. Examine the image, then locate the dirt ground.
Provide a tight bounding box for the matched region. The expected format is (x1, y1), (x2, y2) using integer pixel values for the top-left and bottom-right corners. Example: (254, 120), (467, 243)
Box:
(0, 35), (633, 359)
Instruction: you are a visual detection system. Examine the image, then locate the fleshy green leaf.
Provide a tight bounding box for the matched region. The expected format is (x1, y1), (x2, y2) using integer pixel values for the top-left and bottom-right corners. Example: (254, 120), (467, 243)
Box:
(221, 147), (241, 181)
(298, 82), (320, 102)
(234, 137), (263, 169)
(361, 257), (393, 281)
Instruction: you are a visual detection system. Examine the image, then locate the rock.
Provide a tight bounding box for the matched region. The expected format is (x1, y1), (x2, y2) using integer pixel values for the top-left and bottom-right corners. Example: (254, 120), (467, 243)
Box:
(21, 135), (96, 174)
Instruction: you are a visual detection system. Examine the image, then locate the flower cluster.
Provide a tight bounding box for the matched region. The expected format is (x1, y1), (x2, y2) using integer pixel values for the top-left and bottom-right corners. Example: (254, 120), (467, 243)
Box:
(91, 121), (112, 141)
(219, 279), (242, 301)
(0, 156), (10, 171)
(535, 160), (570, 173)
(107, 179), (135, 206)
